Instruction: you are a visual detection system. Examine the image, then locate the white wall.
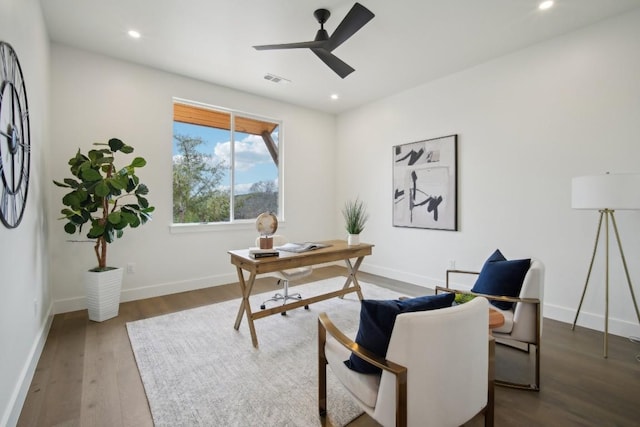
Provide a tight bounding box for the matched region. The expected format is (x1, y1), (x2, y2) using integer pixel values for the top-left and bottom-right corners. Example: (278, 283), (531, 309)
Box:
(336, 9), (640, 339)
(49, 44), (338, 313)
(0, 0), (52, 425)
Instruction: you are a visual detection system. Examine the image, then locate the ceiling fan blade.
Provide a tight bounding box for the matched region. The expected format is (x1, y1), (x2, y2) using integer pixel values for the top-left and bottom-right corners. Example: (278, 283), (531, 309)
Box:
(326, 2), (375, 51)
(253, 40), (326, 50)
(311, 48), (355, 79)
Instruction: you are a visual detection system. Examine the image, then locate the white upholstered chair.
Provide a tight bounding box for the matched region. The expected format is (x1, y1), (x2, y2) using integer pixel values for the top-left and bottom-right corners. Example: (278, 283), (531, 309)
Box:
(255, 235), (312, 315)
(437, 258), (545, 391)
(318, 297), (493, 427)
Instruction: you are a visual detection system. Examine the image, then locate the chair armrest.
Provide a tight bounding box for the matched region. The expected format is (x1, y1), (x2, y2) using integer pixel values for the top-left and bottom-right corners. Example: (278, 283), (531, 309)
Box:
(318, 312), (406, 376)
(318, 313), (409, 427)
(435, 285), (540, 306)
(445, 269), (479, 288)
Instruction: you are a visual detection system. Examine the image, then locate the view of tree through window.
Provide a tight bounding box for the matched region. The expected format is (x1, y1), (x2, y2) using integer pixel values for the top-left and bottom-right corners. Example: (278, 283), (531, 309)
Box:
(172, 102), (280, 224)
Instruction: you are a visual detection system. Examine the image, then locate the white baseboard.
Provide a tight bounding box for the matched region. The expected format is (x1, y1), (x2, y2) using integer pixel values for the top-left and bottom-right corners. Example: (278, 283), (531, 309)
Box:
(360, 261), (443, 289)
(53, 272), (238, 314)
(52, 263), (343, 315)
(544, 302), (640, 339)
(50, 260), (640, 339)
(2, 302), (54, 427)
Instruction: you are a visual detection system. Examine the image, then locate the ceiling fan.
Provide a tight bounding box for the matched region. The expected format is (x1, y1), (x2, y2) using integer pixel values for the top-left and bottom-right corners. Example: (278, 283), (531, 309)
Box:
(253, 2), (375, 79)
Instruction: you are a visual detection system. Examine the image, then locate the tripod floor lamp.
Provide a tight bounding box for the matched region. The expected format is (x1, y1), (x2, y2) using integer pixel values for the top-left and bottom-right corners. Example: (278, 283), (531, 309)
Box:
(571, 173), (640, 358)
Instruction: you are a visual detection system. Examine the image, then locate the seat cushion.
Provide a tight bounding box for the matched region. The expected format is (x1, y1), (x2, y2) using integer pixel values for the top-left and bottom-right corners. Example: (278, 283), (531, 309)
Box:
(490, 306), (514, 334)
(471, 249), (530, 310)
(275, 266), (312, 281)
(325, 336), (380, 408)
(345, 292), (455, 374)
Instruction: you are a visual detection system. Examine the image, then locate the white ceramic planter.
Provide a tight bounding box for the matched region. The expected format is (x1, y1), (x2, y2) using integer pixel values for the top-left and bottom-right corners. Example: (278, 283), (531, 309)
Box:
(347, 234), (360, 246)
(85, 267), (123, 322)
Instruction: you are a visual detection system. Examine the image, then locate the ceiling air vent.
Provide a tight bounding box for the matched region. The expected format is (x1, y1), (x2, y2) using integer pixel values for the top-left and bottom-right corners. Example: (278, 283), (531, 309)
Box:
(264, 73), (291, 84)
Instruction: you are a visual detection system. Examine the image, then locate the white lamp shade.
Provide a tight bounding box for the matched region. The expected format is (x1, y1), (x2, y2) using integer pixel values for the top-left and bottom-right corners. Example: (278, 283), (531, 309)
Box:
(572, 173), (640, 210)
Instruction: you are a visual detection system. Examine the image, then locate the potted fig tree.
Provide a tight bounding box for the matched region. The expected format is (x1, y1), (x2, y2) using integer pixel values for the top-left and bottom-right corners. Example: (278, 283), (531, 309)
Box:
(53, 138), (154, 321)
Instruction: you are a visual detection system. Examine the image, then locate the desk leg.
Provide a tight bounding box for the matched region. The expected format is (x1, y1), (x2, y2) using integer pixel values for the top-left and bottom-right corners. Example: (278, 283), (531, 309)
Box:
(233, 267), (260, 348)
(341, 256), (365, 300)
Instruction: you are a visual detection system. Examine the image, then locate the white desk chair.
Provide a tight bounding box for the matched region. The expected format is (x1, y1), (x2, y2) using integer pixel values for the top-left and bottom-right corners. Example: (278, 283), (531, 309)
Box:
(256, 235), (312, 315)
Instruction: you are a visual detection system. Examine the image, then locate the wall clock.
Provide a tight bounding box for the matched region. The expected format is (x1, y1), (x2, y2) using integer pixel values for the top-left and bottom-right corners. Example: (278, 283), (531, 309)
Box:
(0, 41), (31, 229)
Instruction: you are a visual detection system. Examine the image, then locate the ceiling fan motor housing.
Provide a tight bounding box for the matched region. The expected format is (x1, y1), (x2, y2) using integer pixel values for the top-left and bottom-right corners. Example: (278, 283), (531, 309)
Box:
(314, 9), (331, 25)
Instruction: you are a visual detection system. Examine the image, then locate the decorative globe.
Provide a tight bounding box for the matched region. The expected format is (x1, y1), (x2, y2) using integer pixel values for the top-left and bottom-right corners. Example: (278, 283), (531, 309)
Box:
(256, 212), (278, 236)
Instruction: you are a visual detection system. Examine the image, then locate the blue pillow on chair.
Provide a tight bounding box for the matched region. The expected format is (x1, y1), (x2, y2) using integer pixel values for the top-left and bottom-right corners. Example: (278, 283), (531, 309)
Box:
(345, 292), (455, 374)
(471, 249), (531, 310)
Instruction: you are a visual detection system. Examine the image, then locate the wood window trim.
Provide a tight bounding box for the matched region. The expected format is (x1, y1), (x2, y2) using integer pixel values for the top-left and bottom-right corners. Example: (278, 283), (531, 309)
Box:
(173, 103), (279, 165)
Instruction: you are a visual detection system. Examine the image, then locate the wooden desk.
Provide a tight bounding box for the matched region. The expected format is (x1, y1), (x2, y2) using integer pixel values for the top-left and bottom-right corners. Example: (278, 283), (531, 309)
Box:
(228, 239), (374, 347)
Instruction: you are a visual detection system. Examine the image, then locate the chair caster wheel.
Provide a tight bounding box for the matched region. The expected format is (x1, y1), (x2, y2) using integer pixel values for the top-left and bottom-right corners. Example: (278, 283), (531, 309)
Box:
(304, 305), (309, 310)
(260, 304), (266, 310)
(281, 311), (287, 316)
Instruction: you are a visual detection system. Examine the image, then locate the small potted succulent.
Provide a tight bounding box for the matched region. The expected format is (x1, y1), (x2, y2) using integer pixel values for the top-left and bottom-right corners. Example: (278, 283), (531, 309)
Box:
(53, 138), (154, 321)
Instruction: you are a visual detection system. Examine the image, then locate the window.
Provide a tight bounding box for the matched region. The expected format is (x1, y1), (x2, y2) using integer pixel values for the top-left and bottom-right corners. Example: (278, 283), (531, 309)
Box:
(172, 100), (280, 224)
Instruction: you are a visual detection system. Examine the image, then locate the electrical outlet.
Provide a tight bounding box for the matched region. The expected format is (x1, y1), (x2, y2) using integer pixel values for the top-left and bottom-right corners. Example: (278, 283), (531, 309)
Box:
(127, 263), (136, 274)
(448, 259), (456, 269)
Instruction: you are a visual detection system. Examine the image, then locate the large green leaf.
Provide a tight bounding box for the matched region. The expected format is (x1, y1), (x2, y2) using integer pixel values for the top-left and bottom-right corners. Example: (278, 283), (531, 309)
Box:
(87, 224), (105, 238)
(120, 211), (136, 224)
(95, 181), (110, 197)
(131, 157), (146, 168)
(137, 196), (149, 208)
(129, 215), (141, 227)
(64, 178), (80, 188)
(62, 192), (80, 208)
(64, 222), (76, 234)
(113, 219), (128, 230)
(105, 226), (115, 243)
(81, 168), (102, 182)
(140, 211), (152, 224)
(108, 177), (125, 190)
(88, 150), (104, 163)
(95, 156), (114, 166)
(108, 138), (124, 152)
(136, 183), (149, 195)
(107, 212), (121, 224)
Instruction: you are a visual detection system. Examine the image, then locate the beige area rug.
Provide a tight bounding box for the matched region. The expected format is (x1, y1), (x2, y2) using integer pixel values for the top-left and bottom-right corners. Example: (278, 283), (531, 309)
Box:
(126, 278), (403, 427)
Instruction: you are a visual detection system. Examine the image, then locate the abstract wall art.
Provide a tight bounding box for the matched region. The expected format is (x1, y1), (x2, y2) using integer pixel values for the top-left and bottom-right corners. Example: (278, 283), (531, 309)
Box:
(392, 134), (458, 231)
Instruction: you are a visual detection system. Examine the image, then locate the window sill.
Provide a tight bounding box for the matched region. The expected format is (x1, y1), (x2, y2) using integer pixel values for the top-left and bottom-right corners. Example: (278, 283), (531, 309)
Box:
(169, 220), (285, 234)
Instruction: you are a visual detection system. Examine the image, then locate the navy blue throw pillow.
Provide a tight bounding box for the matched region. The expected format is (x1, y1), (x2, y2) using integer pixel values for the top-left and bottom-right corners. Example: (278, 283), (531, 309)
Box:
(397, 292), (455, 313)
(344, 292), (455, 374)
(471, 249), (531, 310)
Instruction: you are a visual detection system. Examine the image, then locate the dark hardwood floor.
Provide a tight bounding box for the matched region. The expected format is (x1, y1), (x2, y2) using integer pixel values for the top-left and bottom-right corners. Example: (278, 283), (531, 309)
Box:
(18, 266), (640, 426)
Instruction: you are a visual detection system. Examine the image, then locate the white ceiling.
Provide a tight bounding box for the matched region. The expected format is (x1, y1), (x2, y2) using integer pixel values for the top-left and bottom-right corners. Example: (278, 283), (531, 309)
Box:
(40, 0), (640, 114)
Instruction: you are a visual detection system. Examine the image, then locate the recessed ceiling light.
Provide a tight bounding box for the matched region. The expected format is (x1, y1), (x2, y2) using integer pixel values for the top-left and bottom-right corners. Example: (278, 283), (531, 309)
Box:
(539, 1), (554, 10)
(330, 94), (339, 100)
(128, 30), (141, 39)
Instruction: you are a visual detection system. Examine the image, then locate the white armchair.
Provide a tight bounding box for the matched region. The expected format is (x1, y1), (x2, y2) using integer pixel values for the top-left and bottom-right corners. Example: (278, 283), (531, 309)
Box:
(436, 258), (545, 391)
(318, 297), (493, 427)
